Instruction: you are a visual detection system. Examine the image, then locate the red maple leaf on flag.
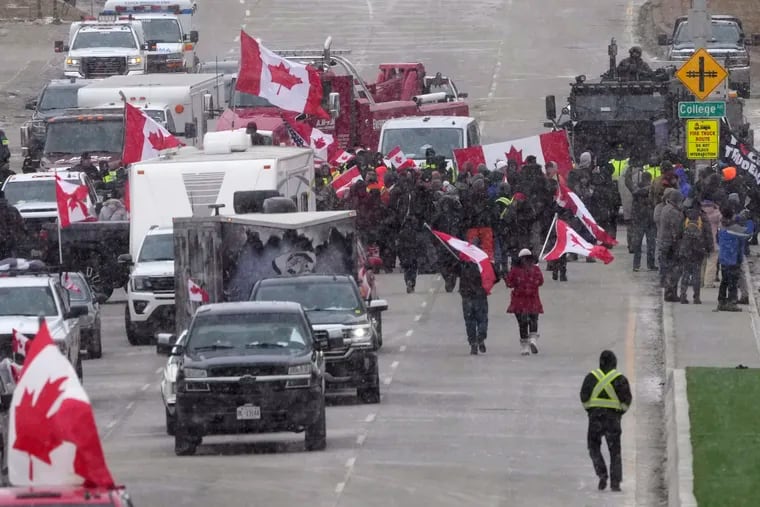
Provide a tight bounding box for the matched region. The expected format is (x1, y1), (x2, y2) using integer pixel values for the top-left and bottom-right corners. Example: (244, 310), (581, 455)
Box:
(148, 130), (180, 151)
(505, 146), (524, 167)
(64, 185), (90, 217)
(13, 377), (67, 478)
(268, 62), (303, 94)
(569, 234), (586, 249)
(313, 137), (327, 149)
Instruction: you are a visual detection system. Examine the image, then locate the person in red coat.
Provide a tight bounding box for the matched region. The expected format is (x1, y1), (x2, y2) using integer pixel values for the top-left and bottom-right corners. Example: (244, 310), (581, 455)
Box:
(505, 248), (544, 356)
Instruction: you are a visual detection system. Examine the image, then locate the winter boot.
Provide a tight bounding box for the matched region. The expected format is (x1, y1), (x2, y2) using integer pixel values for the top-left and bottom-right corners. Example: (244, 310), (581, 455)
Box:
(680, 293), (689, 304)
(520, 339), (531, 356)
(470, 343), (478, 355)
(559, 271), (567, 282)
(552, 270), (558, 281)
(528, 333), (539, 354)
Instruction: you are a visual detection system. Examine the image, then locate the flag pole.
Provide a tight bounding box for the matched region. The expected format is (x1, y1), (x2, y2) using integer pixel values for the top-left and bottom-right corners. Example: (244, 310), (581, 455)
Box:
(538, 213), (559, 260)
(424, 223), (463, 262)
(57, 220), (63, 267)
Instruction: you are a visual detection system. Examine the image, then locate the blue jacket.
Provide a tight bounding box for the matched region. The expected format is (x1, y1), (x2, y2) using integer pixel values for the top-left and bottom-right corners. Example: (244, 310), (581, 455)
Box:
(717, 224), (751, 266)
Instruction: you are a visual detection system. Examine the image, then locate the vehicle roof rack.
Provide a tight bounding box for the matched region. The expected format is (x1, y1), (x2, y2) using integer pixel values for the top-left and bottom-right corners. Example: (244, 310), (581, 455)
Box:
(0, 259), (62, 277)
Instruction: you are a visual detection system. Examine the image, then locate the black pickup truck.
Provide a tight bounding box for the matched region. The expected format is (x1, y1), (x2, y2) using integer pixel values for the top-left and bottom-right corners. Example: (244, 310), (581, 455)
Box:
(40, 221), (130, 299)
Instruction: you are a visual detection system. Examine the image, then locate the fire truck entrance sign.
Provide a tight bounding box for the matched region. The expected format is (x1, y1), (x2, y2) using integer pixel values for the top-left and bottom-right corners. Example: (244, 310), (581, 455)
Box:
(686, 119), (719, 160)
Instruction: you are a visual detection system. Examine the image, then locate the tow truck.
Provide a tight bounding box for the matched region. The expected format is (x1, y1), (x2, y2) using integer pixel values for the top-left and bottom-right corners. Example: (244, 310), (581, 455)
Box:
(216, 37), (469, 151)
(544, 38), (754, 164)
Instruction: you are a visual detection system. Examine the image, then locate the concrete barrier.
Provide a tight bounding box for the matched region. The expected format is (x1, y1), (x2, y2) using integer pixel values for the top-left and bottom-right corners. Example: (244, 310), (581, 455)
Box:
(664, 367), (698, 507)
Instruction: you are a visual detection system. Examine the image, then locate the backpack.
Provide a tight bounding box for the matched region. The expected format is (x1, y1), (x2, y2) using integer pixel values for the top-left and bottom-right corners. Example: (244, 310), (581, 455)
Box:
(680, 215), (706, 256)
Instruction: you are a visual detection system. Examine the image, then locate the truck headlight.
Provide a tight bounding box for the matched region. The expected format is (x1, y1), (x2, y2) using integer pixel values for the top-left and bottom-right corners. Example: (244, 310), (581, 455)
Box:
(65, 57), (80, 67)
(288, 364), (311, 375)
(183, 367), (206, 378)
(131, 276), (151, 291)
(350, 325), (372, 343)
(128, 56), (143, 67)
(728, 55), (750, 67)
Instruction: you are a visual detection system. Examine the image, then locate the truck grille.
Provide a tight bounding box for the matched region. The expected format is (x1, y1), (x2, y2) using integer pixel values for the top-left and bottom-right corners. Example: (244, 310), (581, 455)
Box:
(148, 276), (174, 293)
(81, 57), (127, 78)
(207, 365), (287, 377)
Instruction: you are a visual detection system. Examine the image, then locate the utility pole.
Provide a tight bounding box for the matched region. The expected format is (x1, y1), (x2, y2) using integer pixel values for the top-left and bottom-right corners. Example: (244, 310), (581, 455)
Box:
(688, 0), (710, 51)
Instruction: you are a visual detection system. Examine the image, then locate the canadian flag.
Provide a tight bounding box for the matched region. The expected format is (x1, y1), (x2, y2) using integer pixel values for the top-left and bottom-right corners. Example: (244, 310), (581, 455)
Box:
(331, 166), (363, 199)
(122, 103), (183, 166)
(282, 113), (336, 161)
(8, 319), (115, 488)
(555, 183), (618, 246)
(188, 278), (209, 304)
(62, 273), (81, 294)
(12, 329), (30, 358)
(330, 150), (355, 166)
(237, 31), (328, 119)
(383, 146), (416, 170)
(544, 219), (614, 265)
(55, 174), (95, 228)
(453, 130), (573, 180)
(430, 230), (496, 295)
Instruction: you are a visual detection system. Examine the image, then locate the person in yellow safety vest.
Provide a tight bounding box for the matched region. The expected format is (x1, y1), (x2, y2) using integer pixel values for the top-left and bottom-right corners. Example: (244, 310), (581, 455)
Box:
(606, 144), (629, 182)
(642, 154), (662, 180)
(102, 168), (120, 184)
(421, 147), (438, 171)
(579, 350), (633, 492)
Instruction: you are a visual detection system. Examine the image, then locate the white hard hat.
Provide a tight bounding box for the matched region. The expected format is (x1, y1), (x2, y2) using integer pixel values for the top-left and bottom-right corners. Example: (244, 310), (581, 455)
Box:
(495, 159), (508, 170)
(518, 248), (533, 258)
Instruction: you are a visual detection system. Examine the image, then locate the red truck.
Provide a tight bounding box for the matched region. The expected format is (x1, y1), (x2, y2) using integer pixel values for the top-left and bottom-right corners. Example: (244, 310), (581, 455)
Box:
(0, 487), (134, 506)
(216, 37), (469, 151)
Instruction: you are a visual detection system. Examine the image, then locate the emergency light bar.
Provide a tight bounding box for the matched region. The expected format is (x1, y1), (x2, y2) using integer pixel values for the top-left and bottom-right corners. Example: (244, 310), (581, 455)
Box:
(103, 4), (191, 14)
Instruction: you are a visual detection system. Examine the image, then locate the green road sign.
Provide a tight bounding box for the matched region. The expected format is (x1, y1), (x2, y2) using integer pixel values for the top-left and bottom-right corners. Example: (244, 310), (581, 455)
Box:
(678, 101), (726, 118)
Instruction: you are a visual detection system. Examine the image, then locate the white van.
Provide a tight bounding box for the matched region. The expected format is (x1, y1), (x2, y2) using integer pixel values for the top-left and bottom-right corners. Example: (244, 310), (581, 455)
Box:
(127, 130), (316, 260)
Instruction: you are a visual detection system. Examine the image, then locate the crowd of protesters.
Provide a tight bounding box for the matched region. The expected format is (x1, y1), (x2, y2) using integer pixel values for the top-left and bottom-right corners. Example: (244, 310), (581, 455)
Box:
(316, 144), (760, 317)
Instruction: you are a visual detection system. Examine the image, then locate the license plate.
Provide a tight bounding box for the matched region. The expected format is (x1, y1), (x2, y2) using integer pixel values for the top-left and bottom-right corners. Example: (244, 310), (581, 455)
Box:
(236, 405), (261, 420)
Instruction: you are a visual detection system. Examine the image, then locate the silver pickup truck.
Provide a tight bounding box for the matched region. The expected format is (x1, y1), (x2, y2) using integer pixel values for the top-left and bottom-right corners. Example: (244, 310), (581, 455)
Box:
(658, 15), (760, 98)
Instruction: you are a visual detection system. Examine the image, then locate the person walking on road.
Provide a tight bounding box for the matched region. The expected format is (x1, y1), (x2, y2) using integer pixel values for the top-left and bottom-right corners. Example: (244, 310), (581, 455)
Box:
(458, 238), (489, 356)
(716, 206), (752, 312)
(505, 248), (543, 356)
(580, 350), (633, 492)
(677, 198), (713, 304)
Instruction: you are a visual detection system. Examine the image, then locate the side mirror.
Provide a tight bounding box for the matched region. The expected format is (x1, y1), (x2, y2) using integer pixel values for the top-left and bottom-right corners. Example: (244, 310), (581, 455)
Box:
(25, 99), (37, 111)
(170, 344), (184, 356)
(458, 92), (468, 99)
(368, 299), (388, 313)
(545, 95), (557, 121)
(54, 40), (64, 53)
(543, 121), (555, 129)
(184, 122), (197, 139)
(190, 30), (199, 43)
(117, 253), (133, 265)
(328, 92), (340, 119)
(65, 306), (88, 319)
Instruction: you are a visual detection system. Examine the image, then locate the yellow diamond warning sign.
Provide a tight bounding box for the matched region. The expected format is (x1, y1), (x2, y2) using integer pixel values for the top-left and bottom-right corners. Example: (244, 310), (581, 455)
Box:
(686, 119), (719, 160)
(676, 48), (729, 100)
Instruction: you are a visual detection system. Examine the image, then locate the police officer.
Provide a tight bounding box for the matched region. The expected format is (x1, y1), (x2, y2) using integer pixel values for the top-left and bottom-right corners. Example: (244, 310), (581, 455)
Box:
(607, 144), (629, 182)
(617, 46), (653, 80)
(73, 152), (101, 182)
(579, 350), (633, 492)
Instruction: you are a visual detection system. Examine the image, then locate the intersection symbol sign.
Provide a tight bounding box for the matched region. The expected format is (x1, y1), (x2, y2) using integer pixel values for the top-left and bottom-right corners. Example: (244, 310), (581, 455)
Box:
(676, 48), (729, 100)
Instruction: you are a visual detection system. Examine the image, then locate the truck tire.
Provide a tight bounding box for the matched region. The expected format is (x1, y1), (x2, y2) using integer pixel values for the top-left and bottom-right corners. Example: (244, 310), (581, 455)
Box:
(88, 329), (103, 359)
(174, 430), (201, 456)
(124, 305), (148, 346)
(166, 407), (177, 436)
(85, 254), (114, 302)
(304, 400), (326, 451)
(358, 358), (380, 404)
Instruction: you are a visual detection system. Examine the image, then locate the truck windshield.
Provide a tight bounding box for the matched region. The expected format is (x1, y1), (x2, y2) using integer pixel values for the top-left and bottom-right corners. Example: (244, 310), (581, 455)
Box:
(139, 234), (174, 262)
(232, 91), (275, 108)
(72, 30), (137, 50)
(39, 87), (81, 111)
(2, 179), (78, 205)
(188, 313), (311, 352)
(254, 282), (361, 312)
(674, 21), (742, 46)
(380, 128), (463, 159)
(0, 287), (58, 317)
(141, 18), (182, 43)
(44, 121), (123, 156)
